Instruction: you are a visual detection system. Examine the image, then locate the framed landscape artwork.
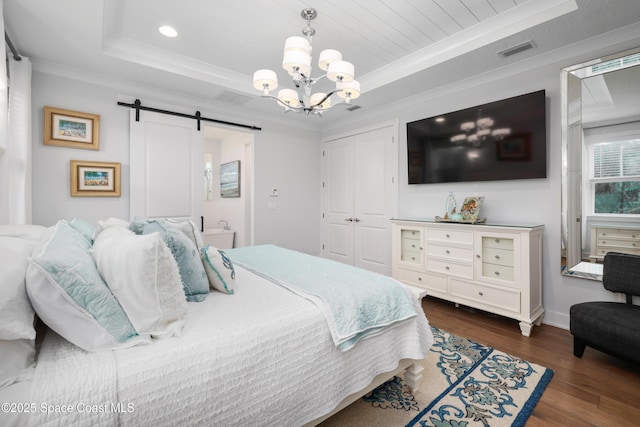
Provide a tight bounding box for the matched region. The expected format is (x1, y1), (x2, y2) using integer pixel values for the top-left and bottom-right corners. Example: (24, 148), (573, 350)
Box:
(220, 160), (240, 198)
(70, 160), (121, 197)
(44, 106), (100, 150)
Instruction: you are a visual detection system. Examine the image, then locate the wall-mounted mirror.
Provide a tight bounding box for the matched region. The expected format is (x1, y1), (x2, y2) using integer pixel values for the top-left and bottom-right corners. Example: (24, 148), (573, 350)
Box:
(561, 47), (640, 280)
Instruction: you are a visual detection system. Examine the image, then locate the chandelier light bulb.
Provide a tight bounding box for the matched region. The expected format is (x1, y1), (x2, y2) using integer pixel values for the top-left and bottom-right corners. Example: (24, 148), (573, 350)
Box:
(327, 61), (354, 83)
(318, 49), (342, 71)
(282, 50), (312, 76)
(284, 36), (311, 54)
(253, 69), (278, 94)
(337, 80), (361, 100)
(277, 89), (300, 108)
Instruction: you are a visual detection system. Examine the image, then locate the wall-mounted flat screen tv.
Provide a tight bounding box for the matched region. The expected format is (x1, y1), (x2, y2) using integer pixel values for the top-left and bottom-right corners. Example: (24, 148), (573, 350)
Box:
(407, 90), (547, 184)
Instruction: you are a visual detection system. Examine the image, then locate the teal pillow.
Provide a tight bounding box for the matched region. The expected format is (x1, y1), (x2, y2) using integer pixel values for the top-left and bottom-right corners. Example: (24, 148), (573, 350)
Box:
(26, 222), (145, 351)
(128, 217), (149, 235)
(143, 221), (209, 302)
(65, 218), (96, 243)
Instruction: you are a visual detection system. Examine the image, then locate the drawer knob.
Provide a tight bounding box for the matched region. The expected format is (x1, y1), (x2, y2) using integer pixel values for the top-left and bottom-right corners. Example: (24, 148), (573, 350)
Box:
(411, 244), (416, 248)
(495, 255), (500, 260)
(495, 239), (500, 243)
(418, 277), (422, 281)
(602, 241), (606, 244)
(479, 292), (484, 296)
(495, 271), (500, 276)
(445, 266), (450, 270)
(446, 250), (450, 254)
(476, 254), (481, 258)
(446, 234), (450, 238)
(411, 256), (415, 261)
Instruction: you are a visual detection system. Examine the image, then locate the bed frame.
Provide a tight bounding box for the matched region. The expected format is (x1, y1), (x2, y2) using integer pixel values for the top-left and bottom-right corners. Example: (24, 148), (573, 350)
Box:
(306, 359), (424, 426)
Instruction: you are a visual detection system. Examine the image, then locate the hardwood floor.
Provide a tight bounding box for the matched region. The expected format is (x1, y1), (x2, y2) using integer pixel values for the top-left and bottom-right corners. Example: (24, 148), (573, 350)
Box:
(421, 296), (640, 427)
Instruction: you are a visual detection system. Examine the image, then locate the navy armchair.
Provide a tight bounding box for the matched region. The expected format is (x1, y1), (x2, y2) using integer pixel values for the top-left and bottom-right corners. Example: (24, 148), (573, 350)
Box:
(570, 252), (640, 364)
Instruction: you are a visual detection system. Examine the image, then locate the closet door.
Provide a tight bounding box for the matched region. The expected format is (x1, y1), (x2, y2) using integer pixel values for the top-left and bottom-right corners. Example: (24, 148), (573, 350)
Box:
(322, 125), (397, 275)
(353, 127), (397, 274)
(130, 110), (203, 226)
(323, 136), (355, 265)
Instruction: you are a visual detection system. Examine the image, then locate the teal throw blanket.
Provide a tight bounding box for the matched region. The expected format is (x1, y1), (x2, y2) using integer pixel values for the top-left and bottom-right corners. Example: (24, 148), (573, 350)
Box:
(225, 245), (416, 351)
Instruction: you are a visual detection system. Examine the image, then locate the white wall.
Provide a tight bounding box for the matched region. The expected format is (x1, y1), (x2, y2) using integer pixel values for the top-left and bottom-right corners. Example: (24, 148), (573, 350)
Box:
(321, 26), (640, 330)
(30, 71), (322, 255)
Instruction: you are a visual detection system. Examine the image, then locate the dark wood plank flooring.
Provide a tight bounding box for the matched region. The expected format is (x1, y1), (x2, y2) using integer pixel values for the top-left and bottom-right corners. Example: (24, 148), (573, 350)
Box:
(421, 296), (640, 427)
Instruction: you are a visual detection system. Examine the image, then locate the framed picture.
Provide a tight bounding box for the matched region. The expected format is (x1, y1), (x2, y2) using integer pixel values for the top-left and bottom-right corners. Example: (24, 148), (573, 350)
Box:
(70, 160), (121, 197)
(497, 133), (531, 161)
(220, 160), (240, 198)
(44, 106), (100, 150)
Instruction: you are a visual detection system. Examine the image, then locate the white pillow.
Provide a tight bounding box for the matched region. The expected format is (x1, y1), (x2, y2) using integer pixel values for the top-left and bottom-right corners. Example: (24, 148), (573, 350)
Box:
(91, 227), (188, 338)
(0, 225), (46, 390)
(201, 244), (236, 294)
(26, 221), (148, 351)
(0, 225), (47, 340)
(92, 217), (130, 240)
(0, 339), (35, 390)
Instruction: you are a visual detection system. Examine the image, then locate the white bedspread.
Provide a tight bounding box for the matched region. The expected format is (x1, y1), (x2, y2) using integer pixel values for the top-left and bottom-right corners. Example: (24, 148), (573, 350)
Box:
(29, 266), (432, 427)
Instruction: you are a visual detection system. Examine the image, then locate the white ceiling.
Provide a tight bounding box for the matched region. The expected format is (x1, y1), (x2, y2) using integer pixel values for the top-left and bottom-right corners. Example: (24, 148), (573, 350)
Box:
(4, 0), (640, 125)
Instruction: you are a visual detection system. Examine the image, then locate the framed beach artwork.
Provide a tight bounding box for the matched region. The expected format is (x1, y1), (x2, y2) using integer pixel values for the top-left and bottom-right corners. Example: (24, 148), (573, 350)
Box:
(220, 160), (240, 198)
(70, 160), (121, 197)
(44, 106), (100, 150)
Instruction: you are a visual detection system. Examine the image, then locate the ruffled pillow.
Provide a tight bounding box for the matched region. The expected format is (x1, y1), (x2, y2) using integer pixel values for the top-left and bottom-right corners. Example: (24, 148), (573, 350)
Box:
(201, 244), (236, 294)
(92, 227), (188, 338)
(142, 221), (209, 302)
(26, 221), (147, 351)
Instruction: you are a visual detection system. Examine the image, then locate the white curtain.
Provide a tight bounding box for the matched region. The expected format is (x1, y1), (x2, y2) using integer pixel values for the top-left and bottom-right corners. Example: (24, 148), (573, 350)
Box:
(0, 0), (32, 224)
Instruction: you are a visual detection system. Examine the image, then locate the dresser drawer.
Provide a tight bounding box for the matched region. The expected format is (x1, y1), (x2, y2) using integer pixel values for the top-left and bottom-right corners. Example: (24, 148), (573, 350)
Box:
(427, 258), (473, 279)
(426, 244), (473, 262)
(597, 238), (640, 250)
(450, 280), (520, 313)
(482, 247), (514, 267)
(594, 247), (640, 257)
(401, 229), (421, 240)
(482, 263), (515, 282)
(401, 238), (421, 252)
(395, 268), (448, 294)
(400, 250), (421, 263)
(482, 236), (514, 251)
(427, 229), (473, 245)
(595, 228), (640, 239)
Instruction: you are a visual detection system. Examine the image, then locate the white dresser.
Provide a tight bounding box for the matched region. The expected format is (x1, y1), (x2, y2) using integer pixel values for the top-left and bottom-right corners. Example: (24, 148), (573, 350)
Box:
(391, 219), (544, 336)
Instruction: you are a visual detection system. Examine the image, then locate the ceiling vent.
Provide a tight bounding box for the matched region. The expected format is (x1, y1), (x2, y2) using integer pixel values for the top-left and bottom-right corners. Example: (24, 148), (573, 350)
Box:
(497, 40), (537, 58)
(345, 105), (362, 112)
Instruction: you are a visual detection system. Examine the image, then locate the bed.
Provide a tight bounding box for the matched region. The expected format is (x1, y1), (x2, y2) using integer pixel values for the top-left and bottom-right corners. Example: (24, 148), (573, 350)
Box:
(0, 220), (433, 427)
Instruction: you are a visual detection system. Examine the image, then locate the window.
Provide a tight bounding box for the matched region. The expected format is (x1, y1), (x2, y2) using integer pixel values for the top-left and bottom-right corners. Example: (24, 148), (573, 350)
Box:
(590, 138), (640, 214)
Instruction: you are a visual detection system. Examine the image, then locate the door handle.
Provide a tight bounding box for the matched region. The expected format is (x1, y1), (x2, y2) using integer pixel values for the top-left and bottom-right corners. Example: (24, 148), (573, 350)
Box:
(345, 218), (353, 222)
(354, 218), (360, 222)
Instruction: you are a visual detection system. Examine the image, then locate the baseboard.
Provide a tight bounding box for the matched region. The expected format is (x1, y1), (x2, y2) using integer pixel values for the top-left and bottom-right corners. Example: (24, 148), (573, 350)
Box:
(541, 309), (569, 331)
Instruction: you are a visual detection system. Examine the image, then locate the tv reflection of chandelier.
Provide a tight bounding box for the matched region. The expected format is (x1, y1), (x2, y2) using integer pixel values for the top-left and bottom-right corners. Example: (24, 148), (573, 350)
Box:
(450, 109), (510, 146)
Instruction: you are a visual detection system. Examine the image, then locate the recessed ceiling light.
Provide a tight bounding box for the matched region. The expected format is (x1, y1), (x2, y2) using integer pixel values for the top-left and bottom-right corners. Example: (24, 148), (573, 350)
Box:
(435, 117), (445, 123)
(158, 25), (178, 38)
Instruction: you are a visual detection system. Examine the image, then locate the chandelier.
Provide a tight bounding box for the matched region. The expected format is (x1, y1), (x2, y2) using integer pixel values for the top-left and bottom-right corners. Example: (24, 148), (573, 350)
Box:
(450, 109), (511, 146)
(252, 8), (360, 116)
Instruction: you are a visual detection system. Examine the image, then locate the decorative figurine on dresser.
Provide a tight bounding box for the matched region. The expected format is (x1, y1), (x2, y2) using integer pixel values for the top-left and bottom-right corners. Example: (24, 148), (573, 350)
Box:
(392, 196), (544, 336)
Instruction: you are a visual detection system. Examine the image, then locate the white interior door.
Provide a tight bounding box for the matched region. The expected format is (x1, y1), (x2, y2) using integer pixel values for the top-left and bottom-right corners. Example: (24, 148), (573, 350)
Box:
(130, 110), (203, 227)
(323, 136), (355, 265)
(353, 127), (397, 274)
(322, 124), (398, 275)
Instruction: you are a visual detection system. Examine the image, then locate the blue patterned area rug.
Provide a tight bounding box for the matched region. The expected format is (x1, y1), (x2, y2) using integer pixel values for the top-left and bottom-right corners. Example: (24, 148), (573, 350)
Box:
(321, 326), (554, 427)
